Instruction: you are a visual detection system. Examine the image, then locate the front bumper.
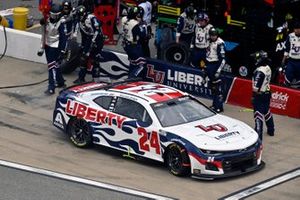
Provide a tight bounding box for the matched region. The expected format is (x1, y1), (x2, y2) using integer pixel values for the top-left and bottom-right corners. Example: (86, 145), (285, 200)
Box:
(191, 161), (265, 180)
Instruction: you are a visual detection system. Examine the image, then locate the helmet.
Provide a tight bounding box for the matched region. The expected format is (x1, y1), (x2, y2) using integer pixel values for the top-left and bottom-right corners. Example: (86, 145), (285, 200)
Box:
(76, 5), (87, 21)
(49, 3), (62, 23)
(209, 27), (218, 36)
(197, 12), (209, 21)
(251, 50), (269, 66)
(62, 0), (72, 14)
(185, 6), (196, 19)
(127, 6), (141, 20)
(294, 21), (300, 29)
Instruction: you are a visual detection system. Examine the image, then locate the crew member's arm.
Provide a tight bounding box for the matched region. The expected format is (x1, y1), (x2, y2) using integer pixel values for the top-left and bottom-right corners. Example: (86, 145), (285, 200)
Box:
(282, 34), (291, 65)
(176, 16), (184, 43)
(215, 41), (226, 78)
(252, 71), (265, 94)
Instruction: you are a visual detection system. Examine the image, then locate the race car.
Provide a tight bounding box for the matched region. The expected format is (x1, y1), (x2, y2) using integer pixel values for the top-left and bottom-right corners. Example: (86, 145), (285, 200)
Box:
(53, 80), (264, 179)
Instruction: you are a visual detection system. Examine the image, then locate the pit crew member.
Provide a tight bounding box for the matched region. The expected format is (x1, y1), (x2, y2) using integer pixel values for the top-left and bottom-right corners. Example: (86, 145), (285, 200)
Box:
(281, 21), (300, 88)
(37, 3), (67, 95)
(252, 50), (275, 140)
(73, 5), (105, 84)
(205, 27), (226, 113)
(138, 0), (152, 57)
(190, 12), (213, 68)
(176, 5), (197, 46)
(121, 6), (147, 78)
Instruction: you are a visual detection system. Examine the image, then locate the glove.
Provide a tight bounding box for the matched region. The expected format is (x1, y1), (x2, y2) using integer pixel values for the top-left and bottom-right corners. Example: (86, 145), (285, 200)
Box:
(91, 42), (97, 48)
(39, 18), (46, 26)
(37, 48), (44, 56)
(201, 69), (207, 85)
(215, 71), (221, 79)
(58, 50), (66, 61)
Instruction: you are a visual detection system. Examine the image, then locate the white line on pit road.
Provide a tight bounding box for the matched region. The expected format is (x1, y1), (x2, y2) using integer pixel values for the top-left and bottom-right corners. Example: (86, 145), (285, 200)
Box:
(0, 159), (176, 200)
(220, 167), (300, 200)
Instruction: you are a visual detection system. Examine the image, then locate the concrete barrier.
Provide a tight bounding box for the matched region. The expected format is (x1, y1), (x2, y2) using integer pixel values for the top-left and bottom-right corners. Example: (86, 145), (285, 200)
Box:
(0, 26), (46, 64)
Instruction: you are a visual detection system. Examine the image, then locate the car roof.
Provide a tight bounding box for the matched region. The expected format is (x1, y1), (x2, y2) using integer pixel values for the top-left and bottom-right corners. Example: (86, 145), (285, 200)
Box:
(68, 81), (186, 104)
(109, 81), (186, 103)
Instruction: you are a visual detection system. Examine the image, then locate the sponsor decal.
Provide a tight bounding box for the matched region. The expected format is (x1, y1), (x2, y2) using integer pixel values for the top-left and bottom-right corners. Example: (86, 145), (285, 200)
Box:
(66, 99), (126, 128)
(239, 66), (248, 77)
(146, 64), (165, 83)
(167, 70), (205, 86)
(270, 91), (289, 110)
(166, 69), (211, 96)
(214, 131), (241, 140)
(196, 124), (228, 132)
(54, 113), (64, 129)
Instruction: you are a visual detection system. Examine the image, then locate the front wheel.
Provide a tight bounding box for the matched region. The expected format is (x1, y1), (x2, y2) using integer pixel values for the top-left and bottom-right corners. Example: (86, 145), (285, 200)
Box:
(166, 143), (190, 176)
(67, 118), (93, 148)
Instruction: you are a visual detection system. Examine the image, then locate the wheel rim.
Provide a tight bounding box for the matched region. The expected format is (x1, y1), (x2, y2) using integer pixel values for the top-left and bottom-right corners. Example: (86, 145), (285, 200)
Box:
(168, 147), (183, 172)
(70, 119), (90, 144)
(166, 47), (186, 64)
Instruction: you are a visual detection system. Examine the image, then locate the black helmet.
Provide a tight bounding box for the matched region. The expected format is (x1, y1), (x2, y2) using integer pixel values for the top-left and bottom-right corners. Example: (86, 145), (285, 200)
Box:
(251, 50), (269, 66)
(185, 6), (196, 19)
(76, 5), (87, 21)
(294, 21), (300, 29)
(197, 12), (209, 22)
(127, 6), (141, 20)
(62, 1), (72, 14)
(50, 3), (62, 23)
(209, 27), (218, 36)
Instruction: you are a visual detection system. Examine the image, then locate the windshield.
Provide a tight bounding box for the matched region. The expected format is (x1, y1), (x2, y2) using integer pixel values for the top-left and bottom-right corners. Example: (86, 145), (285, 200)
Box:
(152, 96), (215, 127)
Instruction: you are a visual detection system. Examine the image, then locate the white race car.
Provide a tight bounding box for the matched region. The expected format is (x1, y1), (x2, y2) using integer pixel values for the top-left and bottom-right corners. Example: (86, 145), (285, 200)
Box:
(53, 80), (264, 179)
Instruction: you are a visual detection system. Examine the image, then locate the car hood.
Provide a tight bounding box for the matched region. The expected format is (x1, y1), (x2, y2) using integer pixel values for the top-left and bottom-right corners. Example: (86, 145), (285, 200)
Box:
(163, 114), (258, 151)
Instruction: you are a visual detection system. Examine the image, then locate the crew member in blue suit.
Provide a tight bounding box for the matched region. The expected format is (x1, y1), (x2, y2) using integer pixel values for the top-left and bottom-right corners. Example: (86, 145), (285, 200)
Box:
(121, 6), (147, 78)
(205, 27), (226, 113)
(37, 3), (67, 95)
(252, 50), (275, 140)
(190, 12), (213, 69)
(175, 5), (196, 46)
(282, 21), (300, 88)
(73, 5), (105, 83)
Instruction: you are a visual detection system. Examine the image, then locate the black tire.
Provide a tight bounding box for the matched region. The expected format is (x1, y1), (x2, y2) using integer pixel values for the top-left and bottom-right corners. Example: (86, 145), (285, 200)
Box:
(161, 42), (190, 65)
(67, 118), (93, 148)
(166, 143), (190, 176)
(60, 40), (81, 74)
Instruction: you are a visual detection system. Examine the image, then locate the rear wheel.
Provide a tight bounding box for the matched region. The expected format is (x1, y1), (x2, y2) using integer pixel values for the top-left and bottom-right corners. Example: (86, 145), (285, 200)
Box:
(67, 118), (93, 148)
(166, 143), (190, 176)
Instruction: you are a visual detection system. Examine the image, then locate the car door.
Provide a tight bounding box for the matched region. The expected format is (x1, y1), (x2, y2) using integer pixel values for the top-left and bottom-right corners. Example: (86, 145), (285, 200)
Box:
(112, 96), (163, 162)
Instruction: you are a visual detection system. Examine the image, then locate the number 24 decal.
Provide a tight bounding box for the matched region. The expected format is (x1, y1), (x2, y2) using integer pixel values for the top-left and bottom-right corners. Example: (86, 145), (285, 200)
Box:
(138, 127), (160, 155)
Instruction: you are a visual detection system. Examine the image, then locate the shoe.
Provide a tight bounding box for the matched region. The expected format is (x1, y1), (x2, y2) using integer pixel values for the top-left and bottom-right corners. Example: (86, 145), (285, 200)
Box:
(209, 106), (215, 110)
(267, 132), (274, 136)
(73, 78), (85, 84)
(56, 83), (67, 88)
(44, 89), (55, 95)
(214, 108), (224, 113)
(209, 106), (223, 113)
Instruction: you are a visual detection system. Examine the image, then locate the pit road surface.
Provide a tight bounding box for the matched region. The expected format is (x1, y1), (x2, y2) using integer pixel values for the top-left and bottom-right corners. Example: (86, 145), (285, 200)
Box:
(0, 56), (299, 200)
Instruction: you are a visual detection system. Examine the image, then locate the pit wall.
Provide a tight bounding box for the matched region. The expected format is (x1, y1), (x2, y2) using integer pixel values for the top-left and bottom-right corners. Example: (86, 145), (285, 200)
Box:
(1, 27), (299, 118)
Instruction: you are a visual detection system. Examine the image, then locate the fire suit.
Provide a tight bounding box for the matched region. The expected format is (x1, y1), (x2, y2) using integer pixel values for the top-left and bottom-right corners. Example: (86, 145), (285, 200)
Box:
(252, 65), (275, 140)
(206, 37), (226, 113)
